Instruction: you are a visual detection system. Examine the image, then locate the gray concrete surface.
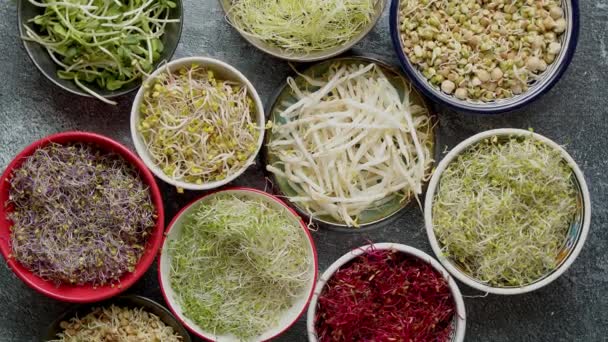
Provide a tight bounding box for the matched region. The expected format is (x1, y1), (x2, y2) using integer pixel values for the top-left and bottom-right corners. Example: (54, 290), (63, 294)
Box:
(1, 0), (607, 341)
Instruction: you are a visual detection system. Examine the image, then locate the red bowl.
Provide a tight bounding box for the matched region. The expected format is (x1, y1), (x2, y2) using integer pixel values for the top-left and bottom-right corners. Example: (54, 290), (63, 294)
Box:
(158, 187), (318, 341)
(0, 131), (165, 303)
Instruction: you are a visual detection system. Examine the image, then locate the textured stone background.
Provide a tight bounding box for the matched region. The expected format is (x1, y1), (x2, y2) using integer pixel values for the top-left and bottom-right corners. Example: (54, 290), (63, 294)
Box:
(1, 0), (607, 341)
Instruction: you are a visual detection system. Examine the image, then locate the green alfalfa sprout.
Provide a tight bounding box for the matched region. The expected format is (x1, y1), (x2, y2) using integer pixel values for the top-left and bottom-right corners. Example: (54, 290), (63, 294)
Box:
(227, 0), (377, 54)
(22, 0), (179, 105)
(168, 194), (312, 339)
(432, 134), (578, 287)
(137, 64), (260, 185)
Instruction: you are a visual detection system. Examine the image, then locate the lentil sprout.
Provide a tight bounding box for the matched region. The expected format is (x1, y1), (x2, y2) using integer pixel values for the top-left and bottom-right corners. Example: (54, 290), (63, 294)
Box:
(7, 143), (156, 286)
(137, 64), (260, 185)
(432, 135), (578, 286)
(399, 0), (567, 101)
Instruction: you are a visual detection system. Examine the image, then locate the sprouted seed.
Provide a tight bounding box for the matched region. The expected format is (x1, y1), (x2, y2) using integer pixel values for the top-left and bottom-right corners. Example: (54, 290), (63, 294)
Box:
(168, 194), (312, 339)
(227, 0), (377, 54)
(267, 62), (434, 227)
(49, 305), (183, 342)
(399, 0), (566, 101)
(315, 248), (455, 341)
(7, 143), (156, 286)
(23, 0), (179, 105)
(137, 64), (260, 185)
(432, 135), (578, 286)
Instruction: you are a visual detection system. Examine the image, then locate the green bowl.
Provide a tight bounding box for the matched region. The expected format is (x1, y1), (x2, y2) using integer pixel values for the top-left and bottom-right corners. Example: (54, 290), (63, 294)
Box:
(43, 295), (192, 342)
(264, 55), (437, 230)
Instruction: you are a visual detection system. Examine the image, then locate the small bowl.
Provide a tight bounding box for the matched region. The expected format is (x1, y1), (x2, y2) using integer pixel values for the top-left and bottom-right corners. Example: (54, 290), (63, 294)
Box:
(306, 243), (466, 342)
(43, 295), (192, 342)
(264, 55), (438, 230)
(0, 132), (165, 303)
(158, 187), (318, 341)
(218, 0), (386, 62)
(18, 0), (183, 101)
(424, 128), (591, 295)
(130, 57), (266, 191)
(389, 0), (579, 114)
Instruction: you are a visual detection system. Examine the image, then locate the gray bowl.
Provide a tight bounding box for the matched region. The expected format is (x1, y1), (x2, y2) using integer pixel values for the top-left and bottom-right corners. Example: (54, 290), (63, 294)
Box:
(218, 0), (386, 62)
(18, 0), (183, 101)
(43, 295), (192, 341)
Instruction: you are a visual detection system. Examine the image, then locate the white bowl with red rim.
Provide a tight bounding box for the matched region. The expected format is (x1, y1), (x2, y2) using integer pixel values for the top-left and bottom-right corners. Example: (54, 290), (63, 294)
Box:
(158, 187), (318, 341)
(306, 243), (466, 342)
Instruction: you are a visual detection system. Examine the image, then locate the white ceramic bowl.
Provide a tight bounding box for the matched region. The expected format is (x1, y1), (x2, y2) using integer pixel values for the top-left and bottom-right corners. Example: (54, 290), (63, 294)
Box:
(159, 188), (318, 342)
(424, 128), (591, 295)
(218, 0), (387, 62)
(130, 57), (265, 191)
(306, 243), (466, 342)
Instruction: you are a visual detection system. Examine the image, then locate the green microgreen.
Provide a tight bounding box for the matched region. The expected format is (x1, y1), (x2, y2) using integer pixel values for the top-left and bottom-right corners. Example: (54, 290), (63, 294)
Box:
(23, 0), (179, 104)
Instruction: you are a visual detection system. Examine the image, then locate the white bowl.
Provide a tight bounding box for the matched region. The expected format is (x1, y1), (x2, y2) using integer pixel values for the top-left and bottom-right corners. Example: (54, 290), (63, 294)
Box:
(159, 188), (318, 342)
(130, 57), (265, 191)
(306, 243), (466, 342)
(218, 0), (387, 62)
(424, 128), (591, 295)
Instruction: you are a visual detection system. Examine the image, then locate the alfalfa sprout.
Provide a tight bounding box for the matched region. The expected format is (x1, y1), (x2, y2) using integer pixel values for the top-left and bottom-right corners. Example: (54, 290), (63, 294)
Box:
(227, 0), (377, 55)
(7, 143), (156, 286)
(168, 194), (312, 339)
(432, 134), (578, 286)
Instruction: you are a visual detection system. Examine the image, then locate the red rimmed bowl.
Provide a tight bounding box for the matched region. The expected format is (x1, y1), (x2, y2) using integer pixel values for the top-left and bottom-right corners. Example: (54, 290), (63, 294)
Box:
(0, 131), (165, 303)
(158, 187), (318, 341)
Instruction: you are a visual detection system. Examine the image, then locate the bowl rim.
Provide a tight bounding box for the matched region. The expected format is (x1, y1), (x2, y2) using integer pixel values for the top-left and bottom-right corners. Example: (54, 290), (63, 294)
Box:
(157, 187), (319, 342)
(17, 0), (184, 100)
(43, 294), (192, 342)
(305, 242), (467, 342)
(130, 56), (266, 191)
(389, 0), (580, 114)
(423, 128), (591, 295)
(262, 54), (439, 230)
(0, 131), (165, 303)
(217, 0), (387, 62)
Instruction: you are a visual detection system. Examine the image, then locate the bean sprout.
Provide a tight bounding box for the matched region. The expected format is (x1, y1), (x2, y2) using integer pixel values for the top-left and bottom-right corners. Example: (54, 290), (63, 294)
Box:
(267, 62), (434, 227)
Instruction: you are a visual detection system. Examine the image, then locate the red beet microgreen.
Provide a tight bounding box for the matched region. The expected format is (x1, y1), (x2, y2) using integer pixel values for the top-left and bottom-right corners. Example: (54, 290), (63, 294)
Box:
(315, 249), (455, 342)
(6, 143), (155, 286)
